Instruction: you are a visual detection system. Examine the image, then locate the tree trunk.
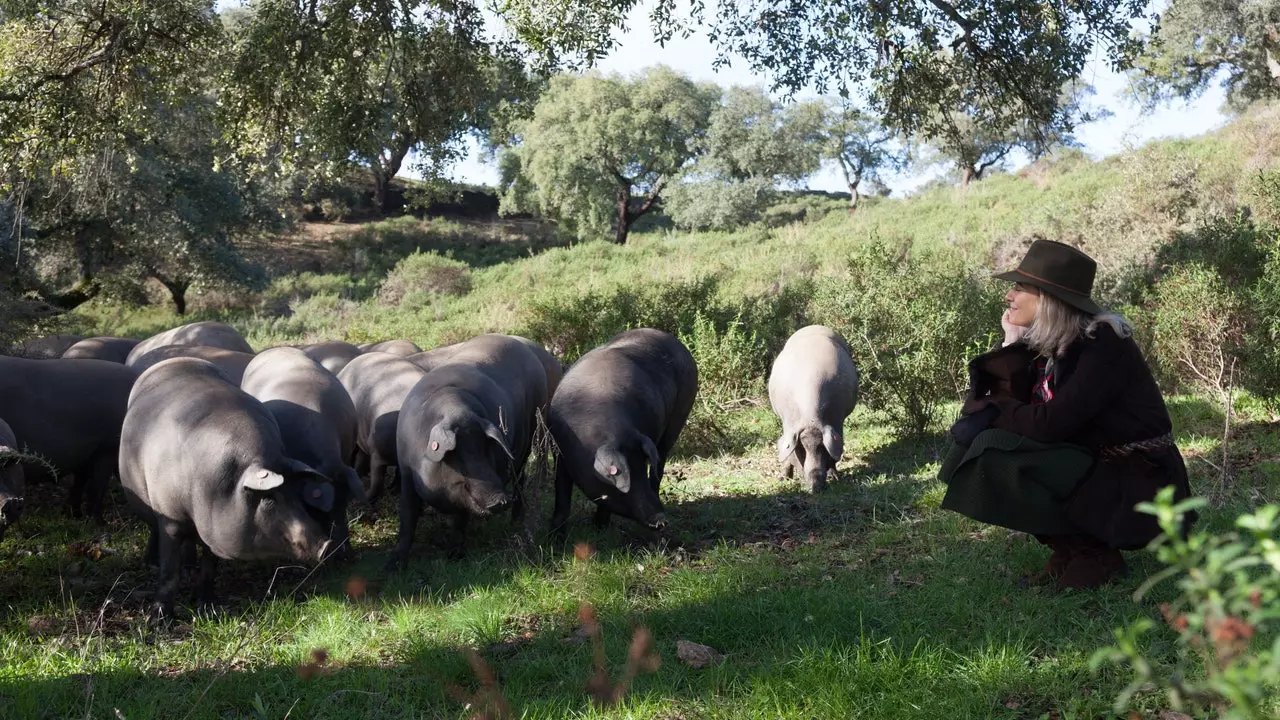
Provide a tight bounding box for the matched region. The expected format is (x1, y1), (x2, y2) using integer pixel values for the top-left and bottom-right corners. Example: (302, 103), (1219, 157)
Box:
(154, 275), (190, 315)
(371, 169), (391, 217)
(847, 183), (861, 213)
(961, 165), (977, 185)
(372, 137), (414, 217)
(614, 186), (631, 245)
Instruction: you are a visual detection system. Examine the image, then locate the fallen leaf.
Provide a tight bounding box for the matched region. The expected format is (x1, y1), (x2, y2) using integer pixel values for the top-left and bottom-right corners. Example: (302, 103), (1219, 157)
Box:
(1004, 698), (1021, 709)
(345, 576), (367, 599)
(676, 640), (722, 669)
(1159, 712), (1194, 720)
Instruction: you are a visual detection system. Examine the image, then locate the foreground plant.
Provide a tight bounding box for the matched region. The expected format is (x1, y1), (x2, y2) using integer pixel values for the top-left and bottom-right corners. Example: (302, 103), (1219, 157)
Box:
(1090, 487), (1280, 719)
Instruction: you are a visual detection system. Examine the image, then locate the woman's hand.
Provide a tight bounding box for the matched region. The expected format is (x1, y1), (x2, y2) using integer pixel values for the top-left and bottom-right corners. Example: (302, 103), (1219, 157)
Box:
(1001, 308), (1028, 346)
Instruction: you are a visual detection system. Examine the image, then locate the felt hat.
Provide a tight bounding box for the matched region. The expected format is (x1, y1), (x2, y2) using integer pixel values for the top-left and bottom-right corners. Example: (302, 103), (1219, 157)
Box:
(994, 239), (1102, 315)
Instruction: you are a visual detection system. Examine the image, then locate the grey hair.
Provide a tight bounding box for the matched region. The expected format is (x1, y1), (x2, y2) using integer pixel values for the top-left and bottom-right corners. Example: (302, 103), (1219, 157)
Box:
(1022, 291), (1132, 359)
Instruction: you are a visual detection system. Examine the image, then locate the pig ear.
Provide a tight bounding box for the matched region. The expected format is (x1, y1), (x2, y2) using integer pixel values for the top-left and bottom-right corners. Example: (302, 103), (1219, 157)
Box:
(482, 421), (515, 460)
(593, 446), (630, 494)
(822, 425), (844, 461)
(302, 480), (335, 513)
(426, 423), (457, 462)
(242, 466), (285, 492)
(638, 434), (662, 488)
(776, 430), (798, 462)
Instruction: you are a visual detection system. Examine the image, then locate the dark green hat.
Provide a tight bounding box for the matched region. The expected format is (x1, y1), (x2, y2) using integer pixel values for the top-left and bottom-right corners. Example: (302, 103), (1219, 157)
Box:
(993, 239), (1102, 315)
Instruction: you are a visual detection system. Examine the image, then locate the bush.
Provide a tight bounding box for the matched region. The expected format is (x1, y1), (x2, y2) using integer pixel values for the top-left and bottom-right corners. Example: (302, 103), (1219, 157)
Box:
(1147, 263), (1248, 395)
(520, 275), (808, 365)
(1243, 234), (1280, 405)
(377, 252), (472, 308)
(1091, 487), (1280, 719)
(810, 241), (1003, 437)
(679, 311), (769, 403)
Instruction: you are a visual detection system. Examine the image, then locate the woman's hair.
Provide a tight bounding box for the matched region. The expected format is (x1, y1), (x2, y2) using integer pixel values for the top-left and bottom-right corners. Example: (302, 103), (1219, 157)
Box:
(1022, 290), (1132, 358)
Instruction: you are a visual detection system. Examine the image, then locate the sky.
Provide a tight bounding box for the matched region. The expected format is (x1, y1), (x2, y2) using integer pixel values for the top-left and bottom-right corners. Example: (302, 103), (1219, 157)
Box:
(435, 1), (1230, 197)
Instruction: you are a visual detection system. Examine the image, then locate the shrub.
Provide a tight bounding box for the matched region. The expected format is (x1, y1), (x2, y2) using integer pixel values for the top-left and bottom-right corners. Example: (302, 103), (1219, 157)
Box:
(810, 241), (1003, 437)
(520, 276), (808, 365)
(1147, 263), (1248, 395)
(1091, 487), (1280, 719)
(679, 311), (768, 403)
(378, 251), (472, 307)
(1243, 234), (1280, 406)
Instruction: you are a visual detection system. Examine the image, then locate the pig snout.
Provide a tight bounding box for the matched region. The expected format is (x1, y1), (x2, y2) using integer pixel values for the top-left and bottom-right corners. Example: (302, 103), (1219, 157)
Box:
(0, 496), (23, 525)
(646, 512), (668, 531)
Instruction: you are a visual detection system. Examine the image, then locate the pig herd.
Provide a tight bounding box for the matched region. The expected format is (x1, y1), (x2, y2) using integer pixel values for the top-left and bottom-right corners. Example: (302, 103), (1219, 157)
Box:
(1, 321), (859, 616)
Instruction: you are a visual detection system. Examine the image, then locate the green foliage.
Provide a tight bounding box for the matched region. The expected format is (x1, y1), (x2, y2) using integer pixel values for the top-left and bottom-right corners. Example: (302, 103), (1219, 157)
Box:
(679, 311), (769, 402)
(663, 87), (825, 232)
(1091, 487), (1280, 719)
(501, 0), (1144, 146)
(1148, 264), (1249, 394)
(220, 0), (529, 207)
(819, 101), (901, 208)
(1243, 235), (1280, 404)
(811, 242), (1003, 436)
(377, 251), (472, 308)
(1132, 0), (1280, 111)
(499, 67), (719, 243)
(519, 275), (806, 364)
(663, 177), (775, 231)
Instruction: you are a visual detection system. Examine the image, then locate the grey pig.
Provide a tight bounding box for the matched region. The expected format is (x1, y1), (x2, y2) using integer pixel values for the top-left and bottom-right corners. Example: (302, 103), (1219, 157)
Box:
(768, 325), (859, 492)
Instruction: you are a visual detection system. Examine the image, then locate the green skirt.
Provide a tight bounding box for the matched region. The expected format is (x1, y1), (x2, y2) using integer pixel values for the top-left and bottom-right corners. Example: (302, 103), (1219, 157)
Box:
(938, 429), (1095, 536)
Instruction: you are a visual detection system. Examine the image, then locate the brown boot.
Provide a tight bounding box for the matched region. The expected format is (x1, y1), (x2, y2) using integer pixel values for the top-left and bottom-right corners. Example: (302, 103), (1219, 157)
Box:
(1022, 535), (1073, 586)
(1059, 538), (1126, 590)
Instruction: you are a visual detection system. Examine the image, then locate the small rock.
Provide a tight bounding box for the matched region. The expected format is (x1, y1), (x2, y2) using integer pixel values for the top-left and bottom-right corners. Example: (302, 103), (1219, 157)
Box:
(676, 640), (722, 669)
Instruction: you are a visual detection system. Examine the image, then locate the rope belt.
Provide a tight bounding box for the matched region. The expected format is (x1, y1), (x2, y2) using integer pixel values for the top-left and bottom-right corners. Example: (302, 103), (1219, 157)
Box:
(1099, 432), (1176, 459)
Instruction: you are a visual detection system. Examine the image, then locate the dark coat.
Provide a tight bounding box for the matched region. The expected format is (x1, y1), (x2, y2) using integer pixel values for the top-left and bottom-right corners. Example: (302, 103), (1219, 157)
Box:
(956, 323), (1193, 549)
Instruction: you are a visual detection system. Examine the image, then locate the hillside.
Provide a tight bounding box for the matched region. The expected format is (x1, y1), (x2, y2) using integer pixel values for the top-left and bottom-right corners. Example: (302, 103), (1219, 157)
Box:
(5, 105), (1279, 719)
(68, 103), (1280, 355)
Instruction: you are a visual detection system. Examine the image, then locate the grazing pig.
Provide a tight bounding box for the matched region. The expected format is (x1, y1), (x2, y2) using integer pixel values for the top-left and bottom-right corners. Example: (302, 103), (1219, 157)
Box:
(408, 334), (562, 404)
(241, 348), (365, 553)
(126, 321), (252, 366)
(358, 339), (421, 356)
(336, 353), (428, 501)
(297, 341), (363, 375)
(549, 329), (697, 536)
(768, 325), (859, 493)
(62, 336), (141, 363)
(0, 356), (137, 522)
(120, 358), (338, 616)
(131, 345), (256, 385)
(10, 334), (84, 359)
(0, 418), (25, 542)
(394, 335), (547, 566)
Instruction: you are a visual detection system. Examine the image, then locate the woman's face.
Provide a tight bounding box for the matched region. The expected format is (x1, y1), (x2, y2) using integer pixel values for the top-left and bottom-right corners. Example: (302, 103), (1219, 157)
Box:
(1005, 282), (1041, 326)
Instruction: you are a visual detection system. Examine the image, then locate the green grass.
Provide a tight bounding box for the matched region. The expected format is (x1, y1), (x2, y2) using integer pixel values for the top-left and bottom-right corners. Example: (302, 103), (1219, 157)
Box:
(2, 398), (1276, 719)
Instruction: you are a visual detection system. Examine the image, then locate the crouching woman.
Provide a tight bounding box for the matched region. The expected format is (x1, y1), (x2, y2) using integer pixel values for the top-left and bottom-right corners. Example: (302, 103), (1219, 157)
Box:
(939, 239), (1195, 590)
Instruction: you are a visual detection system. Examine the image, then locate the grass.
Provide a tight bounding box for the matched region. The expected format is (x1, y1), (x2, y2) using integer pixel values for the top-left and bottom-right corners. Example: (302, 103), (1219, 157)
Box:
(2, 396), (1277, 719)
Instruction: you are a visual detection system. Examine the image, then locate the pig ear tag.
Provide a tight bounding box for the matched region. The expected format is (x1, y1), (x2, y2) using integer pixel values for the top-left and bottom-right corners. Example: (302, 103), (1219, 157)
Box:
(242, 467), (285, 491)
(431, 441), (439, 451)
(608, 465), (618, 476)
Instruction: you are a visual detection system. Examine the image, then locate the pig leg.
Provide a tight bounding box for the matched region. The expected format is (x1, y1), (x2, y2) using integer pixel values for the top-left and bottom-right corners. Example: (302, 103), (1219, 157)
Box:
(391, 480), (422, 571)
(144, 522), (160, 567)
(447, 514), (469, 560)
(550, 463), (574, 539)
(780, 462), (795, 480)
(85, 450), (116, 525)
(154, 521), (186, 619)
(195, 542), (219, 611)
(368, 452), (388, 503)
(593, 504), (611, 529)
